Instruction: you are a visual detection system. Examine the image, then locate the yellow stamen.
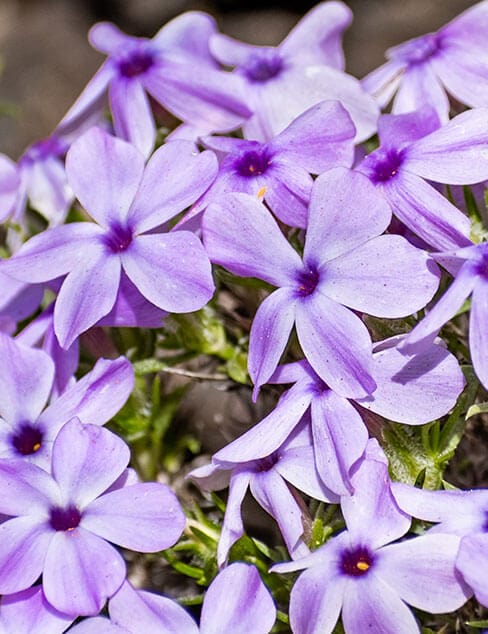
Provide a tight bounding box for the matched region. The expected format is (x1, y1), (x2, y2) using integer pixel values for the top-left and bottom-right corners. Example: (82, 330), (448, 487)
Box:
(356, 561), (370, 572)
(32, 442), (41, 452)
(257, 186), (267, 199)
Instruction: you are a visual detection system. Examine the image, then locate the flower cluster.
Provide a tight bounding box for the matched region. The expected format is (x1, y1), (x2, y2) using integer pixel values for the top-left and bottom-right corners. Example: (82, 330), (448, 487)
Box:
(1, 2), (488, 632)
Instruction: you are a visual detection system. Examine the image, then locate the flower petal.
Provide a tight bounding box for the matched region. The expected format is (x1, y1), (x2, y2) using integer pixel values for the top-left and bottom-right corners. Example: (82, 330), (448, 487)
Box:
(122, 232), (214, 313)
(469, 277), (488, 389)
(218, 470), (251, 566)
(393, 62), (450, 123)
(0, 459), (59, 516)
(456, 533), (488, 607)
(0, 585), (74, 634)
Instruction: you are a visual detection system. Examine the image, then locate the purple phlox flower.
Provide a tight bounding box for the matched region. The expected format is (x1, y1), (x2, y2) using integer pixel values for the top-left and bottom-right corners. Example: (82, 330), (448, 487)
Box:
(272, 440), (471, 634)
(403, 241), (488, 389)
(357, 107), (488, 251)
(57, 13), (252, 158)
(0, 272), (43, 335)
(0, 418), (186, 616)
(203, 167), (440, 400)
(0, 128), (217, 349)
(213, 336), (464, 496)
(69, 563), (276, 634)
(0, 153), (20, 224)
(0, 332), (134, 469)
(209, 1), (378, 143)
(362, 1), (488, 122)
(191, 420), (337, 565)
(0, 585), (74, 634)
(392, 483), (488, 607)
(184, 100), (355, 229)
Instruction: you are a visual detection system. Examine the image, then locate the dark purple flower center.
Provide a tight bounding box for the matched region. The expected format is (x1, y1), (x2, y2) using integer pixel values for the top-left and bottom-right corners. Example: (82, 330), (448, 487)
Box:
(50, 505), (82, 532)
(255, 452), (279, 472)
(366, 148), (404, 184)
(119, 49), (154, 78)
(398, 33), (442, 65)
(340, 545), (375, 577)
(11, 423), (43, 456)
(243, 52), (283, 82)
(104, 222), (134, 253)
(296, 266), (320, 297)
(234, 149), (272, 177)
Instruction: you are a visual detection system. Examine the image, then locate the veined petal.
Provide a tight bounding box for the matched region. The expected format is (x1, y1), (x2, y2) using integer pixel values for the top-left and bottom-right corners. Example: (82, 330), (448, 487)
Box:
(43, 528), (126, 616)
(25, 156), (73, 226)
(377, 108), (441, 149)
(200, 563), (276, 634)
(122, 232), (214, 313)
(381, 171), (471, 251)
(52, 420), (130, 508)
(128, 141), (217, 232)
(321, 234), (440, 317)
(66, 127), (145, 229)
(82, 483), (185, 552)
(432, 46), (488, 112)
(470, 277), (488, 390)
(153, 11), (217, 65)
(304, 168), (391, 265)
(203, 192), (302, 286)
(67, 617), (120, 633)
(403, 260), (478, 351)
(392, 62), (450, 124)
(53, 248), (121, 349)
(311, 391), (368, 496)
(108, 582), (198, 634)
(0, 333), (54, 426)
(280, 1), (352, 69)
(379, 534), (471, 612)
(218, 470), (251, 566)
(89, 22), (134, 55)
(0, 223), (102, 284)
(403, 108), (488, 184)
(456, 533), (488, 607)
(295, 292), (376, 398)
(0, 585), (75, 634)
(0, 460), (59, 516)
(109, 78), (156, 159)
(0, 517), (53, 594)
(214, 381), (313, 464)
(248, 288), (297, 399)
(264, 165), (311, 228)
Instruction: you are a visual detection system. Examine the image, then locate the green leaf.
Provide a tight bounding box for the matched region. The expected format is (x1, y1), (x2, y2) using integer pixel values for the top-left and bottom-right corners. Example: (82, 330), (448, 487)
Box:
(466, 401), (488, 419)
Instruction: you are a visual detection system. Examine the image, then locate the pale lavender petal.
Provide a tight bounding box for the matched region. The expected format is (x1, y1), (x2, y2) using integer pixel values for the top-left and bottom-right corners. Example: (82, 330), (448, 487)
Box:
(0, 517), (53, 594)
(381, 171), (472, 251)
(24, 156), (73, 226)
(52, 420), (130, 507)
(295, 292), (376, 398)
(393, 62), (450, 123)
(379, 534), (470, 612)
(311, 391), (368, 496)
(289, 564), (345, 634)
(153, 11), (217, 65)
(358, 339), (465, 425)
(377, 108), (441, 148)
(89, 22), (134, 55)
(280, 1), (352, 69)
(403, 109), (488, 184)
(82, 483), (185, 552)
(263, 164), (312, 228)
(0, 154), (19, 222)
(214, 381), (313, 463)
(250, 469), (305, 556)
(361, 59), (405, 108)
(304, 168), (391, 264)
(0, 460), (59, 515)
(403, 260), (478, 351)
(39, 357), (134, 434)
(109, 78), (155, 159)
(54, 248), (121, 349)
(0, 223), (103, 283)
(341, 574), (420, 634)
(121, 232), (214, 312)
(201, 563), (276, 634)
(432, 47), (488, 111)
(456, 533), (488, 607)
(128, 141), (218, 232)
(108, 582), (198, 634)
(209, 33), (257, 66)
(320, 234), (440, 317)
(43, 528), (126, 616)
(202, 192), (302, 286)
(218, 470), (251, 566)
(0, 332), (54, 425)
(469, 277), (488, 389)
(1, 585), (74, 634)
(66, 127), (144, 229)
(68, 617), (121, 634)
(343, 446), (410, 548)
(270, 101), (355, 173)
(188, 462), (231, 492)
(0, 273), (43, 325)
(248, 288), (297, 399)
(43, 320), (79, 398)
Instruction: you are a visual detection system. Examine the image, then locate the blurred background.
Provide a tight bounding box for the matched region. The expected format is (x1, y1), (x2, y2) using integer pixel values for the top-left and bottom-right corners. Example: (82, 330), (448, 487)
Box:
(0, 0), (477, 158)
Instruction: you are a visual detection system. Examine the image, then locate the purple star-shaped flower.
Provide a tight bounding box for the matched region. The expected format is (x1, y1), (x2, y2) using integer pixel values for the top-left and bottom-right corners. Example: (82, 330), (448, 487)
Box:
(0, 418), (186, 616)
(0, 128), (217, 348)
(58, 13), (252, 158)
(362, 1), (488, 122)
(203, 167), (440, 399)
(209, 1), (378, 142)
